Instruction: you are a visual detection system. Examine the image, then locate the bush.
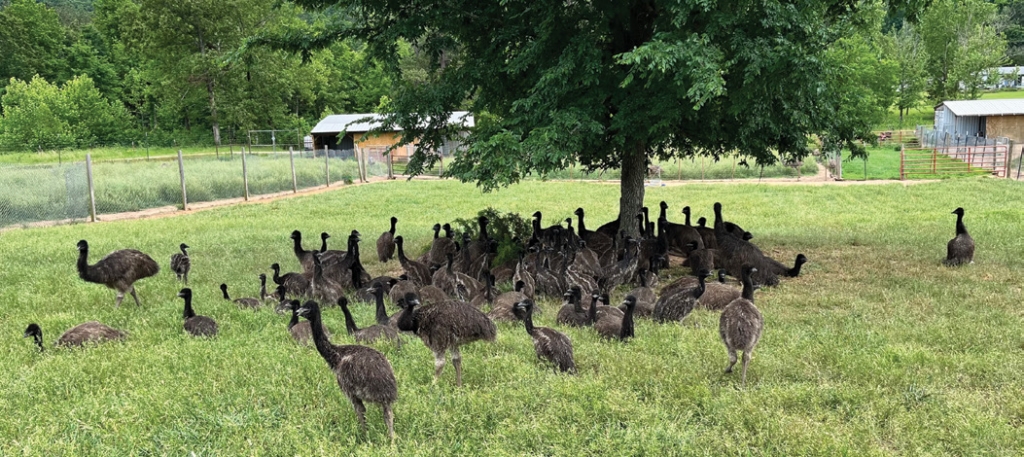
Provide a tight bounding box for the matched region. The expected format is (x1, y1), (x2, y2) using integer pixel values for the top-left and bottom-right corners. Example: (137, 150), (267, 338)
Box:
(450, 207), (532, 267)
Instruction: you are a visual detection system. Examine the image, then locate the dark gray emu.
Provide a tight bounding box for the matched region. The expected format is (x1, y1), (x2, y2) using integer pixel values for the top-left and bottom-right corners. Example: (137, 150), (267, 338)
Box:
(76, 240), (159, 307)
(719, 266), (764, 387)
(396, 292), (497, 387)
(170, 243), (191, 284)
(944, 207), (975, 266)
(513, 299), (576, 373)
(297, 300), (397, 441)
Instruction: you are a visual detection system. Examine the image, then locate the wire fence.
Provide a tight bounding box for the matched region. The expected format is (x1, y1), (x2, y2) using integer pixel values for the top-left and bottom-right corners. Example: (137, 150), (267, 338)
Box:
(2, 144), (823, 229)
(0, 147), (377, 229)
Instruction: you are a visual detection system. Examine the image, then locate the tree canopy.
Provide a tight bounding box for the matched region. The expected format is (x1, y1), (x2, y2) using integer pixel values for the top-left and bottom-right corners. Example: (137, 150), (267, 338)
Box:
(271, 0), (916, 236)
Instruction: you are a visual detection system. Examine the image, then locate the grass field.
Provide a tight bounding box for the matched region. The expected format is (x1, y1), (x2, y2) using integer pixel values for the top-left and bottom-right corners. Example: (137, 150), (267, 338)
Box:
(1, 178), (1022, 455)
(840, 146), (993, 180)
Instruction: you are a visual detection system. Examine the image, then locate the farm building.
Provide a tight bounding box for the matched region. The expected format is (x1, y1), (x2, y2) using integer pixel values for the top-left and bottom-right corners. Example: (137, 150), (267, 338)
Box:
(933, 99), (1024, 143)
(310, 111), (474, 159)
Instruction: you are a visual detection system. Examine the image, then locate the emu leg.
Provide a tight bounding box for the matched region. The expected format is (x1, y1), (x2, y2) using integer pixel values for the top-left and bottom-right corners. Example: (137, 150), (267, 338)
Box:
(725, 349), (738, 374)
(451, 347), (463, 387)
(741, 351), (752, 387)
(130, 286), (142, 306)
(350, 397), (368, 435)
(183, 271), (189, 285)
(383, 404), (395, 441)
(115, 291), (125, 308)
(433, 350), (446, 381)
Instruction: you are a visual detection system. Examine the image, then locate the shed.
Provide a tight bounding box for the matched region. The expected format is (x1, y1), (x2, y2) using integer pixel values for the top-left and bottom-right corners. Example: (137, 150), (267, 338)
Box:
(310, 111), (474, 159)
(934, 99), (1024, 142)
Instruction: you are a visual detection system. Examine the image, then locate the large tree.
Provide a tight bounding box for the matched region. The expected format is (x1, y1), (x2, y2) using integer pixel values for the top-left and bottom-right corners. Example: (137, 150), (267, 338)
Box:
(0, 0), (66, 96)
(920, 0), (1006, 103)
(884, 22), (928, 124)
(279, 2), (907, 236)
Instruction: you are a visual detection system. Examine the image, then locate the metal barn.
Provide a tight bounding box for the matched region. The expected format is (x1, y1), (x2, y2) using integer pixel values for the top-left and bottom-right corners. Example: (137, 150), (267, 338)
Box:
(933, 99), (1024, 139)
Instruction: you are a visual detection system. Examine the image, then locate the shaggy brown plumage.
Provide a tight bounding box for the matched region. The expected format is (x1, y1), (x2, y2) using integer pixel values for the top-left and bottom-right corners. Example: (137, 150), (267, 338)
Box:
(712, 203), (779, 287)
(487, 281), (531, 322)
(555, 288), (590, 327)
(311, 252), (345, 305)
(23, 322), (127, 350)
(719, 266), (764, 387)
(220, 283), (261, 310)
(699, 281), (742, 311)
(944, 207), (975, 266)
(291, 230), (316, 275)
(170, 243), (191, 284)
(377, 217), (398, 263)
(178, 288), (218, 337)
(395, 236), (432, 286)
(396, 292), (497, 387)
(288, 299), (331, 344)
(594, 295), (637, 341)
(297, 300), (397, 440)
(76, 240), (159, 308)
(625, 272), (657, 317)
(270, 263), (310, 297)
(339, 297), (401, 346)
(653, 270), (710, 323)
(513, 299), (576, 373)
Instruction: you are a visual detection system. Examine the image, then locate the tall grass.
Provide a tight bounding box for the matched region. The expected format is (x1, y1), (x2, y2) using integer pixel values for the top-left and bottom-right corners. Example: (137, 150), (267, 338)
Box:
(0, 178), (1022, 455)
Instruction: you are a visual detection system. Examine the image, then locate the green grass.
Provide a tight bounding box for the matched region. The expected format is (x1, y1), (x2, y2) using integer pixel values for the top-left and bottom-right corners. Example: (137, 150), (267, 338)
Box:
(1, 178), (1022, 455)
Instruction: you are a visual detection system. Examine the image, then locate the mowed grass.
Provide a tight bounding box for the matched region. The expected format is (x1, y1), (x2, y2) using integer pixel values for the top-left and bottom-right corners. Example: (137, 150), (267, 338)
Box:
(841, 146), (993, 180)
(1, 179), (1022, 455)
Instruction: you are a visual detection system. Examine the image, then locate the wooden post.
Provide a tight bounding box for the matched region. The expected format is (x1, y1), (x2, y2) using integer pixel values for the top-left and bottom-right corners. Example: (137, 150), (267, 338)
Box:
(900, 146), (905, 180)
(324, 145), (330, 186)
(86, 153), (97, 222)
(177, 150), (188, 210)
(387, 150), (394, 179)
(289, 147), (298, 193)
(229, 143), (233, 158)
(438, 151), (445, 177)
(241, 146), (250, 201)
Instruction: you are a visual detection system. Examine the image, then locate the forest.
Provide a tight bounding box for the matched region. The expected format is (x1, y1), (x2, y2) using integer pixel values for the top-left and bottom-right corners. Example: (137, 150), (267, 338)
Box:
(0, 0), (1021, 151)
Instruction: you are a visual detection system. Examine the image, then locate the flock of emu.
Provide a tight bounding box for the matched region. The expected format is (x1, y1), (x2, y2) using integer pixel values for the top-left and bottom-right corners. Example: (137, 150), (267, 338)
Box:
(23, 202), (975, 441)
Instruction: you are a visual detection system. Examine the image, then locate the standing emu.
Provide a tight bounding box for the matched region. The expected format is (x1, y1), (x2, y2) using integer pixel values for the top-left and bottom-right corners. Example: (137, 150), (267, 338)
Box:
(297, 300), (397, 440)
(76, 240), (159, 308)
(377, 217), (398, 263)
(170, 243), (191, 284)
(396, 292), (497, 387)
(944, 207), (975, 266)
(719, 266), (764, 387)
(513, 299), (576, 373)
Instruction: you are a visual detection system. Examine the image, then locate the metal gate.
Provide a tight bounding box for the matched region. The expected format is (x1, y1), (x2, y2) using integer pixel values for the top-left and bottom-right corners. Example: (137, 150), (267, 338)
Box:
(900, 145), (1010, 179)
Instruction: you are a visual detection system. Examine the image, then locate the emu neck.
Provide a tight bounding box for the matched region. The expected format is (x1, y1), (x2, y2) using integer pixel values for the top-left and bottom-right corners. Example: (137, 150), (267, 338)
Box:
(272, 269), (283, 285)
(293, 236), (306, 258)
(713, 206), (725, 235)
(577, 212), (587, 233)
(76, 248), (92, 281)
(33, 333), (44, 352)
(741, 274), (755, 301)
(319, 238), (328, 253)
(288, 309), (299, 330)
(620, 306), (635, 341)
(390, 219), (397, 235)
(684, 210), (692, 226)
(374, 292), (389, 326)
(587, 296), (598, 323)
(340, 305), (359, 335)
(397, 241), (408, 262)
(956, 213), (968, 235)
(788, 258), (805, 277)
(523, 310), (535, 336)
(260, 277), (267, 296)
(693, 276), (707, 299)
(183, 297), (196, 320)
(396, 306), (418, 333)
(659, 205), (667, 222)
(221, 288), (230, 300)
(308, 310), (340, 367)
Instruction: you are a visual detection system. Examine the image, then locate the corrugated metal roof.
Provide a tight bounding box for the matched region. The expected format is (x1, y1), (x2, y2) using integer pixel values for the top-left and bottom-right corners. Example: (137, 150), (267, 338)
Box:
(310, 111), (474, 134)
(940, 99), (1024, 117)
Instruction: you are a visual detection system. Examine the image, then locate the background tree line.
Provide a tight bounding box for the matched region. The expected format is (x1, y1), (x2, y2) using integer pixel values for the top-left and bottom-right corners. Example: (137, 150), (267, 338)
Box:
(0, 0), (1019, 152)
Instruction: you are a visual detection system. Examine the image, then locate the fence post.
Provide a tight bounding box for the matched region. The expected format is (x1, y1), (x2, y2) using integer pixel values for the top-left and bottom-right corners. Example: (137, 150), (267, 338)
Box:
(967, 148), (972, 172)
(241, 146), (250, 201)
(325, 145), (330, 187)
(86, 153), (97, 222)
(438, 151), (445, 177)
(899, 146), (905, 180)
(289, 147), (298, 193)
(388, 150), (394, 179)
(932, 148), (937, 173)
(177, 150), (188, 210)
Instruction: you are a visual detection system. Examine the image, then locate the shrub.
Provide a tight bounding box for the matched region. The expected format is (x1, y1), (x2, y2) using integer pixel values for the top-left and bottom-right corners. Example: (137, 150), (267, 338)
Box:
(450, 207), (532, 267)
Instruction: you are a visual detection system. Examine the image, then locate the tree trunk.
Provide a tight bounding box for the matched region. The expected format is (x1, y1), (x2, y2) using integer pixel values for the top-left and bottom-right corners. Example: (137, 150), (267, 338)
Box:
(207, 79), (221, 145)
(617, 141), (647, 239)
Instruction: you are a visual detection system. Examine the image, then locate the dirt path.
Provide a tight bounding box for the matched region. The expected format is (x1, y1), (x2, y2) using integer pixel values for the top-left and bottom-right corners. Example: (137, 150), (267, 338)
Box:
(1, 164), (954, 232)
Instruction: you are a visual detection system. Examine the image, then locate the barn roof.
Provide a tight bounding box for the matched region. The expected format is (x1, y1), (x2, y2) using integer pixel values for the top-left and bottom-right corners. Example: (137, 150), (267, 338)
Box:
(939, 99), (1024, 117)
(311, 111), (474, 134)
